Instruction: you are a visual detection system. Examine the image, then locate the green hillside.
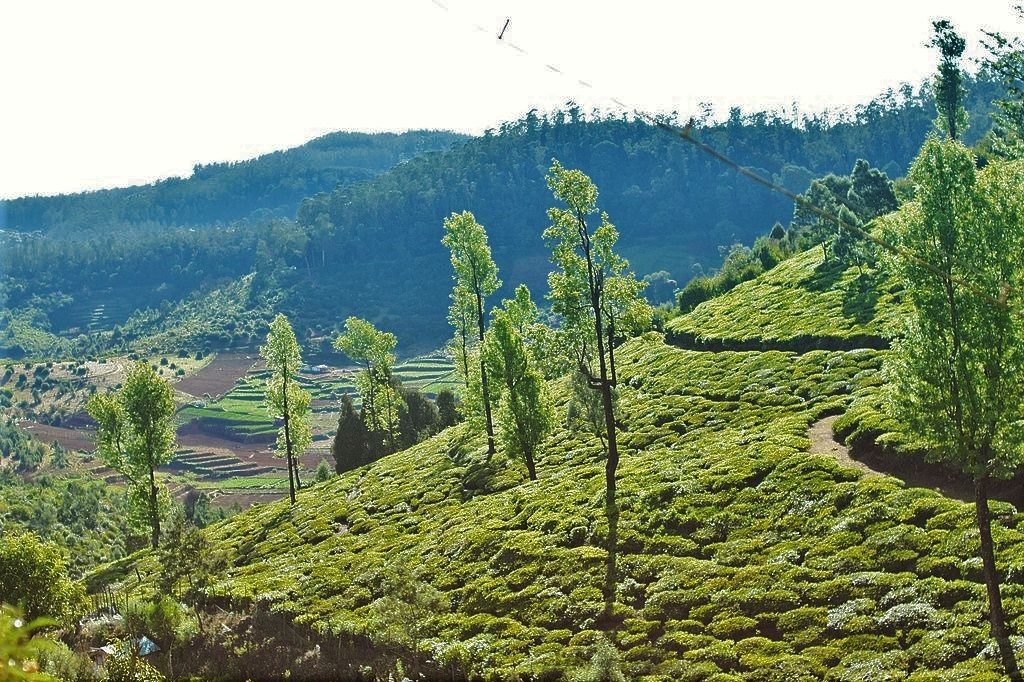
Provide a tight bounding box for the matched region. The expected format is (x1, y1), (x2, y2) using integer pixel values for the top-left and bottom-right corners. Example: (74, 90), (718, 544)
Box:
(666, 248), (907, 351)
(85, 246), (1024, 679)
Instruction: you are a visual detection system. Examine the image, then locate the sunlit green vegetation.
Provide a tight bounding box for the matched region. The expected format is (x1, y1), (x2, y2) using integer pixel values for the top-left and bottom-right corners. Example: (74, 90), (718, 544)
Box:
(667, 248), (907, 349)
(2, 79), (1005, 361)
(88, 332), (1024, 679)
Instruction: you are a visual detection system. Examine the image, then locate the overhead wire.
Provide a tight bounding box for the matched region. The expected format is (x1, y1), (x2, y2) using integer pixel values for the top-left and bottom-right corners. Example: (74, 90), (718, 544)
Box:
(426, 0), (1018, 315)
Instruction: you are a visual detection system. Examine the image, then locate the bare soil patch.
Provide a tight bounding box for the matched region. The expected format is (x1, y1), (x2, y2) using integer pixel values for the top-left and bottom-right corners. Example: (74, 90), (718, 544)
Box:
(178, 420), (324, 468)
(175, 353), (259, 400)
(178, 424), (263, 458)
(20, 420), (95, 452)
(808, 415), (877, 477)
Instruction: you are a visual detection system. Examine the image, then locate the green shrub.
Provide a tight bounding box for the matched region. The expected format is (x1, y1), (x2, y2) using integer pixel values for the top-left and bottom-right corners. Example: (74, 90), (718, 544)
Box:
(908, 626), (985, 670)
(39, 641), (101, 682)
(707, 615), (758, 640)
(684, 640), (739, 671)
(574, 636), (624, 682)
(104, 639), (165, 682)
(734, 637), (793, 671)
(775, 607), (827, 647)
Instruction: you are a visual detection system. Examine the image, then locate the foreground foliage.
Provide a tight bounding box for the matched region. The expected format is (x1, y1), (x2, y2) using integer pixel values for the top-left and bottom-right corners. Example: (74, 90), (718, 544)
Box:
(0, 532), (82, 625)
(885, 138), (1024, 677)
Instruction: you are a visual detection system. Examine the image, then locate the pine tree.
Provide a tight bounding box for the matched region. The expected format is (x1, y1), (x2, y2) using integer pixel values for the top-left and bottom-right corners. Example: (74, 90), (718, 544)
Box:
(331, 394), (369, 474)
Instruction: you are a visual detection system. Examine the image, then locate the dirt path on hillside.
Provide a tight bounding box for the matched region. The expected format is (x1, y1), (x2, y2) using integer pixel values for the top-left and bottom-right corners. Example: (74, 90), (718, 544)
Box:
(808, 415), (879, 477)
(807, 415), (1024, 505)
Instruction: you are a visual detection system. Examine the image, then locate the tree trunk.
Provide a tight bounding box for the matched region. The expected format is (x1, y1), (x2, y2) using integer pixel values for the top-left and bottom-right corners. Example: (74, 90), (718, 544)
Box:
(282, 372), (296, 506)
(384, 374), (397, 453)
(600, 382), (618, 505)
(976, 474), (1021, 679)
(524, 445), (537, 481)
(148, 465), (160, 549)
(476, 291), (496, 458)
(577, 209), (621, 625)
(607, 320), (618, 387)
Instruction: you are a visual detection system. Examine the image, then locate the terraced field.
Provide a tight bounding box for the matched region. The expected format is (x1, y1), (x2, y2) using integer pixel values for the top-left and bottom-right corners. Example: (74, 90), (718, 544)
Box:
(169, 449), (277, 478)
(8, 350), (455, 509)
(394, 354), (459, 396)
(47, 287), (158, 334)
(174, 352), (257, 399)
(178, 375), (278, 442)
(168, 352), (455, 507)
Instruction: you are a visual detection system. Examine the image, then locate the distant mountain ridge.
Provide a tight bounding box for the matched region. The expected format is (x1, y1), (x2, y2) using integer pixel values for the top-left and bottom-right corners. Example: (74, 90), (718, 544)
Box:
(0, 77), (1006, 358)
(1, 129), (468, 233)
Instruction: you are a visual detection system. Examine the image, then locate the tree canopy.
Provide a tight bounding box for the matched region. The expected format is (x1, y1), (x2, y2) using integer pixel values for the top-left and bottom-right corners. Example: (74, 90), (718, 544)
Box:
(87, 361), (176, 547)
(262, 314), (312, 505)
(884, 137), (1024, 677)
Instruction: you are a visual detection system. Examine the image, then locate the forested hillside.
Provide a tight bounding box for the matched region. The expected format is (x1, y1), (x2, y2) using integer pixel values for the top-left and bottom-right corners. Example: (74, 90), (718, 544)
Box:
(1, 130), (467, 232)
(0, 77), (1003, 360)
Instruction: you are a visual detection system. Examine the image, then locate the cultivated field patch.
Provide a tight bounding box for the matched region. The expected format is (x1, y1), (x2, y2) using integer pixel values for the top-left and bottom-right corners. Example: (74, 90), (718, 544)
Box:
(174, 352), (259, 400)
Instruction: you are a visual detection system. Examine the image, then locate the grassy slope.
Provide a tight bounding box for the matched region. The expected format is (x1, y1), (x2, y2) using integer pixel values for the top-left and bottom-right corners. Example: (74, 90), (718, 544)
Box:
(90, 247), (1024, 679)
(666, 248), (907, 347)
(97, 337), (1024, 680)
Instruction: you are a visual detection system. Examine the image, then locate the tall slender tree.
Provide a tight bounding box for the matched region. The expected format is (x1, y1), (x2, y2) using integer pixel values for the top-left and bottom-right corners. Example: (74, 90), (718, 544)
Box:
(483, 287), (555, 481)
(88, 361), (176, 548)
(442, 211), (501, 458)
(885, 138), (1024, 680)
(930, 19), (967, 141)
(334, 317), (402, 453)
(447, 286), (476, 384)
(543, 160), (651, 504)
(262, 314), (312, 505)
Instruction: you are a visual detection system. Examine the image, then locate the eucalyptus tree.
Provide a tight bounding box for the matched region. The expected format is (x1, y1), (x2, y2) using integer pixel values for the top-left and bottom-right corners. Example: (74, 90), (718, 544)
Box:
(448, 285), (476, 383)
(543, 160), (651, 504)
(262, 314), (312, 505)
(885, 138), (1024, 678)
(87, 360), (176, 548)
(442, 211), (501, 458)
(483, 287), (555, 481)
(334, 316), (402, 453)
(930, 19), (967, 141)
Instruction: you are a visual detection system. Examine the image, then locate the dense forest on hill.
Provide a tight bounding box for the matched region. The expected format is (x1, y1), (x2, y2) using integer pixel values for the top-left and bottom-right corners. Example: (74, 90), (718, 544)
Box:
(0, 76), (1004, 359)
(0, 130), (467, 232)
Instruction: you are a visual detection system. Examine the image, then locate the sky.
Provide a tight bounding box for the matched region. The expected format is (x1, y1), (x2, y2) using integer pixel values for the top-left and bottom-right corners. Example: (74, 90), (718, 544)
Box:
(2, 0), (1022, 199)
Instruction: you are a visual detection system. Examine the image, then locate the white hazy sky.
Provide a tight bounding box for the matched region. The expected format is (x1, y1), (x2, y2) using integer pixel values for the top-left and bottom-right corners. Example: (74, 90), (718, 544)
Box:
(2, 0), (1022, 199)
